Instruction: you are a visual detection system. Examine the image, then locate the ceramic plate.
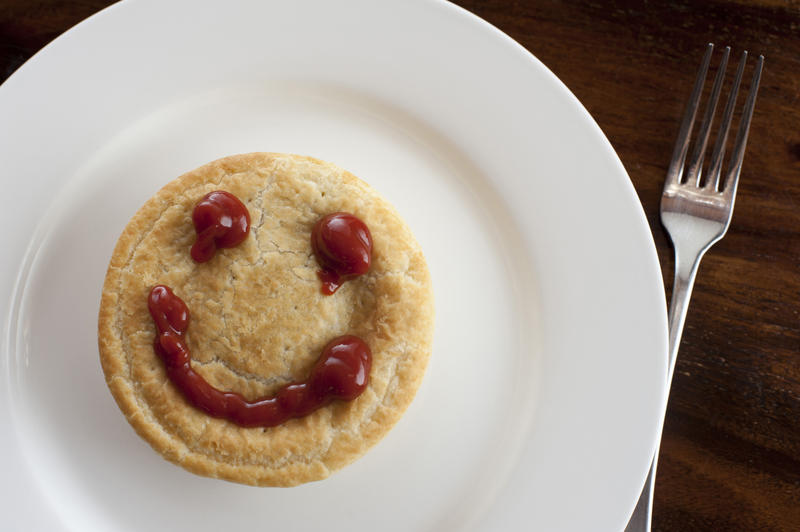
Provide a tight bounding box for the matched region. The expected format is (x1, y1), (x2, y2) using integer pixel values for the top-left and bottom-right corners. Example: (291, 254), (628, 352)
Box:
(0, 1), (667, 530)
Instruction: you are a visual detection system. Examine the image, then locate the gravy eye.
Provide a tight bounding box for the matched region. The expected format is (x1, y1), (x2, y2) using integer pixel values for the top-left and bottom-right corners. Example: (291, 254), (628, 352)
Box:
(190, 190), (250, 263)
(311, 212), (373, 295)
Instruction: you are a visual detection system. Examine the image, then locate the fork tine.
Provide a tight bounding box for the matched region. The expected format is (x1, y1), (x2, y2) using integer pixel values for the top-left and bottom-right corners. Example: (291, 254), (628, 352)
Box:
(685, 47), (730, 186)
(722, 54), (764, 198)
(706, 51), (748, 192)
(666, 43), (714, 185)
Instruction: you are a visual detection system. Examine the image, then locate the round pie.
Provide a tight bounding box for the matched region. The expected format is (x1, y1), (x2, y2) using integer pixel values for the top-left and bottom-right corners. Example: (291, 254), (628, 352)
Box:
(97, 152), (434, 486)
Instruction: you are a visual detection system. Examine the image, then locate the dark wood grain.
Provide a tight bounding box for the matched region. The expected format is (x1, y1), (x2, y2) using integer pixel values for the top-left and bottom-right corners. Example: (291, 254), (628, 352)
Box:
(2, 1), (798, 530)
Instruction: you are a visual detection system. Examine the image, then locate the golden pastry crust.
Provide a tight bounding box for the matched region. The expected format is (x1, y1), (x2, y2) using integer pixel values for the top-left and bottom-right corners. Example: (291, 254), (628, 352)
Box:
(98, 153), (434, 486)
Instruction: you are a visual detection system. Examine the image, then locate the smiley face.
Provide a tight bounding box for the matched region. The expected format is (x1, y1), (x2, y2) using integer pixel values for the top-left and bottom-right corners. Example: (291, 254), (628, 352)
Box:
(98, 153), (434, 486)
(148, 191), (374, 428)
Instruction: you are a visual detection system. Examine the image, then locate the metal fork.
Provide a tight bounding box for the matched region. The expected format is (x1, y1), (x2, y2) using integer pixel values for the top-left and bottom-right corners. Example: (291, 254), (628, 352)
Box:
(624, 44), (764, 532)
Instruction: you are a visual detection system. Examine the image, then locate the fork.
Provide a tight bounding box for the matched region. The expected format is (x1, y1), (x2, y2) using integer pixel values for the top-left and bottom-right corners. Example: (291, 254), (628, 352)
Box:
(624, 43), (764, 532)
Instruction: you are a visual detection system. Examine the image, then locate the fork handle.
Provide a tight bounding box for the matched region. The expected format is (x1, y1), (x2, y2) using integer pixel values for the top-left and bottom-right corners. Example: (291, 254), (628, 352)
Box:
(666, 242), (708, 371)
(624, 241), (708, 532)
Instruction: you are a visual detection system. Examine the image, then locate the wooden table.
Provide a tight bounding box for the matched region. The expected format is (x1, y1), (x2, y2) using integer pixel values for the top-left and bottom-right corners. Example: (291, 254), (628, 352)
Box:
(2, 1), (797, 530)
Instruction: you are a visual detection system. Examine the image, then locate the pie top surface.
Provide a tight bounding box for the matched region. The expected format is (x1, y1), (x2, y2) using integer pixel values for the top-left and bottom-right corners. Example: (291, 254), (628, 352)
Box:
(98, 152), (434, 486)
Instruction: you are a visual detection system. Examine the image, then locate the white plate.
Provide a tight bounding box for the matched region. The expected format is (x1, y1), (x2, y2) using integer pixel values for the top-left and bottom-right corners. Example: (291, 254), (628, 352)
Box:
(0, 1), (668, 530)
